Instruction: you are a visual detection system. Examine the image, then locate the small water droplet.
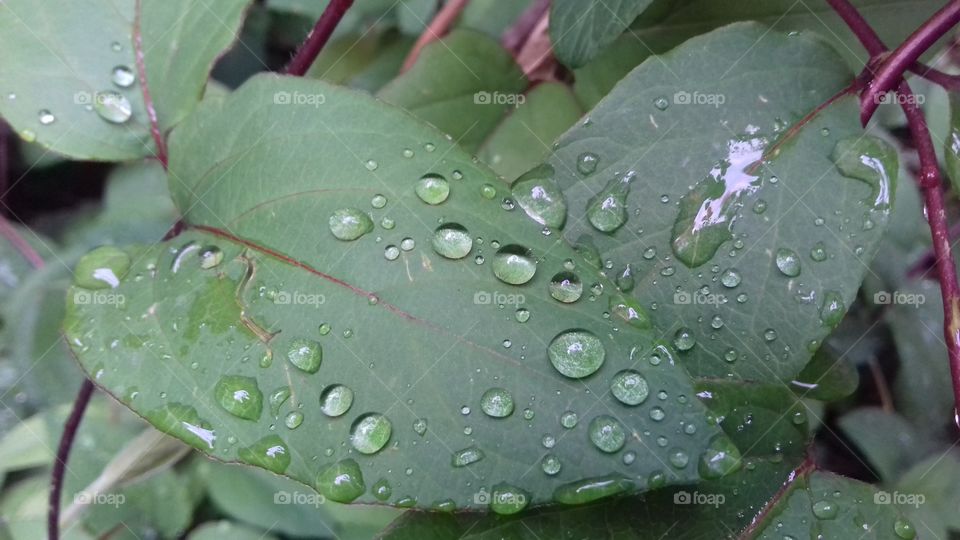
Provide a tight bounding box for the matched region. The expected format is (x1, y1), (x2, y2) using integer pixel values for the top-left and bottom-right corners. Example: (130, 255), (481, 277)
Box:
(111, 65), (136, 88)
(93, 90), (132, 123)
(415, 173), (450, 204)
(610, 370), (649, 405)
(329, 208), (374, 241)
(320, 384), (354, 417)
(287, 338), (322, 373)
(549, 271), (582, 303)
(589, 415), (626, 452)
(214, 375), (263, 421)
(673, 327), (696, 351)
(560, 411), (578, 429)
(480, 387), (514, 418)
(577, 152), (599, 175)
(491, 245), (537, 285)
(432, 223), (472, 259)
(38, 109), (55, 125)
(350, 413), (392, 454)
(775, 248), (801, 277)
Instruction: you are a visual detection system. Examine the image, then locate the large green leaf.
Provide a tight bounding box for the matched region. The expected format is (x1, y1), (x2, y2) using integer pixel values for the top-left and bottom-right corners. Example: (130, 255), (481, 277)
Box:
(65, 74), (732, 510)
(377, 30), (527, 152)
(0, 0), (250, 160)
(544, 23), (893, 383)
(549, 0), (656, 69)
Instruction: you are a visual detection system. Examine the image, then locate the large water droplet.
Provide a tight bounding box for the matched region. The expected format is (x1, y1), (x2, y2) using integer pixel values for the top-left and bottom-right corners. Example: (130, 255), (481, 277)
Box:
(316, 459), (365, 503)
(549, 271), (582, 303)
(415, 173), (450, 204)
(480, 387), (514, 418)
(74, 246), (131, 289)
(491, 245), (537, 285)
(93, 90), (132, 123)
(587, 174), (633, 233)
(588, 415), (626, 452)
(831, 136), (896, 210)
(548, 330), (605, 378)
(214, 375), (263, 421)
(320, 384), (354, 417)
(819, 290), (845, 327)
(512, 165), (567, 228)
(452, 446), (485, 467)
(811, 500), (838, 520)
(490, 484), (529, 515)
(238, 435), (290, 473)
(287, 338), (322, 373)
(329, 208), (374, 241)
(610, 370), (649, 405)
(577, 152), (599, 175)
(894, 518), (916, 539)
(673, 327), (696, 351)
(431, 223), (472, 259)
(350, 413), (392, 454)
(775, 248), (801, 277)
(698, 435), (742, 479)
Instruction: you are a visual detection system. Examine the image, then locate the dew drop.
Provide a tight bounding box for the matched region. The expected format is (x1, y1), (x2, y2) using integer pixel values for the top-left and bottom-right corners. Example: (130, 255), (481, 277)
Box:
(512, 165), (567, 228)
(577, 152), (599, 175)
(491, 245), (537, 285)
(548, 329), (605, 378)
(589, 415), (626, 453)
(329, 208), (374, 241)
(415, 173), (450, 204)
(610, 370), (649, 406)
(317, 459), (365, 503)
(320, 384), (354, 417)
(350, 413), (392, 454)
(673, 327), (696, 351)
(93, 90), (132, 123)
(111, 65), (136, 88)
(38, 109), (55, 125)
(214, 375), (263, 421)
(480, 387), (514, 418)
(431, 223), (473, 259)
(775, 248), (801, 277)
(549, 271), (582, 303)
(286, 338), (322, 373)
(587, 175), (632, 233)
(541, 454), (562, 475)
(452, 446), (485, 467)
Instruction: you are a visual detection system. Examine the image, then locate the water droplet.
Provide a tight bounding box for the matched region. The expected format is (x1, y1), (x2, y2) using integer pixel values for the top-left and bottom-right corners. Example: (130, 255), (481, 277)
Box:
(287, 338), (322, 373)
(523, 408), (535, 420)
(38, 109), (55, 125)
(350, 413), (392, 454)
(649, 407), (666, 421)
(110, 41), (123, 52)
(480, 387), (514, 418)
(93, 90), (132, 123)
(515, 308), (530, 323)
(610, 370), (649, 406)
(111, 65), (136, 88)
(284, 411), (304, 429)
(560, 411), (578, 429)
(512, 165), (567, 228)
(431, 223), (473, 259)
(402, 148), (414, 158)
(720, 268), (741, 288)
(673, 327), (696, 351)
(146, 404), (216, 450)
(384, 245), (400, 260)
(810, 242), (827, 262)
(364, 159), (378, 171)
(480, 183), (497, 199)
(763, 328), (777, 342)
(491, 484), (529, 515)
(413, 418), (428, 436)
(831, 136), (896, 210)
(400, 237), (415, 251)
(329, 208), (374, 241)
(811, 500), (838, 520)
(373, 479), (392, 501)
(552, 475), (633, 504)
(589, 415), (626, 453)
(820, 291), (845, 327)
(199, 246), (223, 269)
(316, 459), (365, 503)
(239, 435), (290, 473)
(668, 448), (689, 468)
(654, 96), (670, 110)
(268, 386), (291, 417)
(615, 264), (635, 292)
(775, 248), (801, 277)
(541, 454), (562, 475)
(74, 246), (131, 289)
(320, 384), (354, 417)
(549, 271), (582, 303)
(698, 435), (742, 479)
(19, 129), (35, 143)
(609, 295), (651, 329)
(548, 329), (605, 378)
(587, 175), (632, 232)
(371, 194), (387, 208)
(381, 216), (395, 229)
(214, 375), (263, 421)
(491, 245), (537, 285)
(894, 518), (916, 539)
(577, 152), (599, 175)
(415, 173), (450, 204)
(452, 446), (485, 467)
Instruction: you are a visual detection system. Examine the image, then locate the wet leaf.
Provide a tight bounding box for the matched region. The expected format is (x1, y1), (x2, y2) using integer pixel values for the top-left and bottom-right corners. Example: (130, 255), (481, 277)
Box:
(65, 74), (729, 509)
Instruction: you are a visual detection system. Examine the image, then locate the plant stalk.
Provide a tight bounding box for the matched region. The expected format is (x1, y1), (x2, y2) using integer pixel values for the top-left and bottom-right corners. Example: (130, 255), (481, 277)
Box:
(284, 0), (356, 76)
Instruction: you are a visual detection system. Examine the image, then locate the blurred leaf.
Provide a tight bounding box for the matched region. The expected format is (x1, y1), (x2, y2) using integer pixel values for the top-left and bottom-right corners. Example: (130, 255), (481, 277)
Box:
(458, 0), (532, 39)
(791, 347), (860, 401)
(0, 0), (251, 160)
(0, 409), (59, 474)
(838, 408), (935, 483)
(895, 452), (960, 539)
(478, 83), (583, 181)
(549, 0), (656, 68)
(378, 29), (527, 151)
(187, 521), (278, 540)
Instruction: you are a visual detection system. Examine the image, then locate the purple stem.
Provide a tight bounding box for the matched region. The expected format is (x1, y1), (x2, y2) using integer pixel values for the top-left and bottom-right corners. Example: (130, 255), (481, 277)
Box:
(284, 0), (355, 77)
(48, 379), (95, 540)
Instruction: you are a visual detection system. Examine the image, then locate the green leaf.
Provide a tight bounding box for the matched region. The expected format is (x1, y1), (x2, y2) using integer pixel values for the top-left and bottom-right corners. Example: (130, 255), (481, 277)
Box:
(65, 74), (729, 510)
(790, 346), (859, 401)
(458, 0), (533, 39)
(0, 0), (250, 160)
(549, 0), (656, 68)
(572, 0), (945, 109)
(478, 83), (583, 182)
(750, 471), (918, 539)
(838, 408), (935, 483)
(377, 29), (527, 152)
(895, 453), (960, 539)
(188, 521), (279, 540)
(545, 23), (893, 383)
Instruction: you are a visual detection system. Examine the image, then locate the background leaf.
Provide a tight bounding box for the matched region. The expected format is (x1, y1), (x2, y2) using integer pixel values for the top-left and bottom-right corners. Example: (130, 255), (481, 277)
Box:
(549, 0), (657, 69)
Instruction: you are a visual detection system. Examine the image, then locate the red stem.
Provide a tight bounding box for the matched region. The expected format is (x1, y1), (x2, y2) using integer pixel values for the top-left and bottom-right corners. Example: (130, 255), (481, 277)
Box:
(48, 379), (95, 540)
(134, 0), (168, 169)
(859, 0), (960, 124)
(400, 0), (471, 73)
(829, 0), (960, 422)
(284, 0), (355, 76)
(910, 61), (960, 91)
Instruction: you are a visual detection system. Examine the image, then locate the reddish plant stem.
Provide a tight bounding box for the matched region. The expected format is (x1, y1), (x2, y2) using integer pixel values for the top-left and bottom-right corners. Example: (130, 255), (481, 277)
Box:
(400, 0), (471, 73)
(48, 379), (95, 540)
(0, 216), (44, 269)
(829, 0), (960, 420)
(284, 0), (356, 76)
(739, 457), (816, 539)
(134, 0), (168, 169)
(503, 0), (550, 55)
(910, 61), (960, 91)
(859, 0), (960, 124)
